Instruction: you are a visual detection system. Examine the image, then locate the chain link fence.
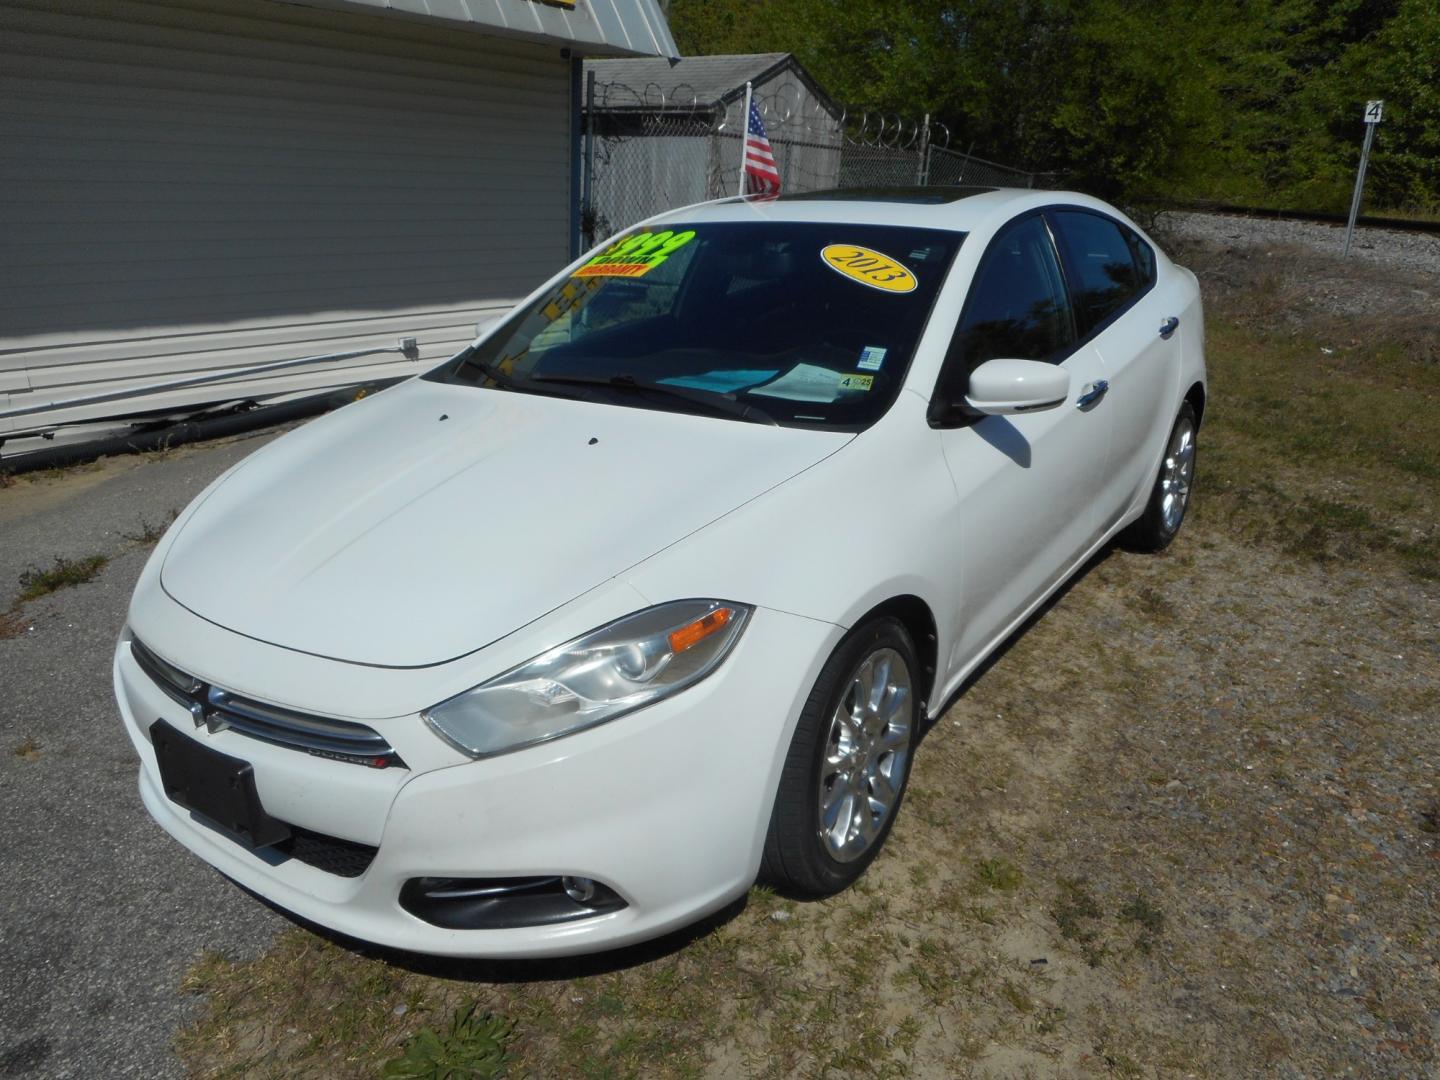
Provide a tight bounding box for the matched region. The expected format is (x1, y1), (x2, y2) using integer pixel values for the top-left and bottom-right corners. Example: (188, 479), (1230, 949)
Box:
(581, 79), (1035, 245)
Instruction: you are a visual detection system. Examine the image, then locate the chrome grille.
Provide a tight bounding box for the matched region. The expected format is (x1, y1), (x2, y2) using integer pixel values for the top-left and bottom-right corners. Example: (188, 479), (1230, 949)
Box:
(130, 636), (405, 769)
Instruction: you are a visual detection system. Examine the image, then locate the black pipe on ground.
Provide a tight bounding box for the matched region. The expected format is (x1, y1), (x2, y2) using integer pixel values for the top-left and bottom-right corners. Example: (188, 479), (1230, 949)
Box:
(0, 379), (404, 477)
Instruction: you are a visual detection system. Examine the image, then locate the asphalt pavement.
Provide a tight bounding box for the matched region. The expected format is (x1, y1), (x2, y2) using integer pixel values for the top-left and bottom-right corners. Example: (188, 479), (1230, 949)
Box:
(0, 431), (294, 1079)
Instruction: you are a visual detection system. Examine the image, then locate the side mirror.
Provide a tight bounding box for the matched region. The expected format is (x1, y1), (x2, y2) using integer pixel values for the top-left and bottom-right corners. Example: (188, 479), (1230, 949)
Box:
(963, 358), (1070, 416)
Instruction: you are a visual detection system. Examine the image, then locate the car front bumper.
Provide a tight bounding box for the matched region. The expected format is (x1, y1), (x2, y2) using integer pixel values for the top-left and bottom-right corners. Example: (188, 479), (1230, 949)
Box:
(114, 605), (838, 958)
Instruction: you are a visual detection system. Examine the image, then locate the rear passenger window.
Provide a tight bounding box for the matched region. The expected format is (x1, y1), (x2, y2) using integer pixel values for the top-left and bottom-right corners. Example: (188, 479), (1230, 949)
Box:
(1127, 228), (1156, 285)
(1050, 210), (1142, 332)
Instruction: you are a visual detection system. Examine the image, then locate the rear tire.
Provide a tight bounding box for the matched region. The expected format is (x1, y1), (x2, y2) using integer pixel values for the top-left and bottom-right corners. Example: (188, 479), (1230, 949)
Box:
(1122, 402), (1197, 553)
(760, 617), (920, 898)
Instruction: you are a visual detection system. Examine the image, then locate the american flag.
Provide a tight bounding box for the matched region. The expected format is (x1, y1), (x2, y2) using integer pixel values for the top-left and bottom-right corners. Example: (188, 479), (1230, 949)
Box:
(743, 100), (781, 195)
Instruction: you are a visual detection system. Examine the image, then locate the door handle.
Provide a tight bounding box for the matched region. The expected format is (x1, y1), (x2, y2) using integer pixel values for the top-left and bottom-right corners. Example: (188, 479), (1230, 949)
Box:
(1160, 316), (1180, 338)
(1076, 379), (1109, 409)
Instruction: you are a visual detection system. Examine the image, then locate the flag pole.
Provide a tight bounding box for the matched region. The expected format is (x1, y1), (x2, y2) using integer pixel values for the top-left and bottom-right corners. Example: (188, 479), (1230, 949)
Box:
(737, 81), (753, 196)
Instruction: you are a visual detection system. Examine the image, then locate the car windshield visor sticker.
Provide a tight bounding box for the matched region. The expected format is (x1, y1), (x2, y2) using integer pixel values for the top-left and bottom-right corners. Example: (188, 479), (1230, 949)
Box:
(575, 230), (698, 279)
(657, 370), (779, 394)
(820, 245), (918, 293)
(751, 364), (874, 403)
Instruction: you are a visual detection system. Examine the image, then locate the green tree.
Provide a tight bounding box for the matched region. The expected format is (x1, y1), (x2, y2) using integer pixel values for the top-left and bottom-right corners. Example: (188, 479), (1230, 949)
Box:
(666, 0), (1440, 211)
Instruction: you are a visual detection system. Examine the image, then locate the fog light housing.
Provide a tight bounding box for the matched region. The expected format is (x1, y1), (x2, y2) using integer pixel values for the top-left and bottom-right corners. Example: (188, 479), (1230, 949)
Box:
(562, 876), (596, 903)
(399, 875), (625, 930)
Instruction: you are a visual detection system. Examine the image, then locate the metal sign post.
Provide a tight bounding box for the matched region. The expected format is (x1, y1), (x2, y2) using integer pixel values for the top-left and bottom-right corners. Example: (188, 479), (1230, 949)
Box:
(1343, 100), (1383, 257)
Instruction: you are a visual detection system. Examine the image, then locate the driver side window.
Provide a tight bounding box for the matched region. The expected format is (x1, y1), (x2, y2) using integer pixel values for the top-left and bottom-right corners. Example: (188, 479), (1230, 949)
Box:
(935, 215), (1076, 408)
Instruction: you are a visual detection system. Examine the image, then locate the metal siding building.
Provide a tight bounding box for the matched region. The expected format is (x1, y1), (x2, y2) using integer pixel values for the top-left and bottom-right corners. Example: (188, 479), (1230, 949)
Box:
(0, 0), (675, 447)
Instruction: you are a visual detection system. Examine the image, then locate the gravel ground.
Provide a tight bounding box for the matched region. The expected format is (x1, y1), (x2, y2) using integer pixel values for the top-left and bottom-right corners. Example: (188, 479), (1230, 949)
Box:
(1161, 210), (1440, 277)
(0, 434), (291, 1080)
(1159, 211), (1440, 359)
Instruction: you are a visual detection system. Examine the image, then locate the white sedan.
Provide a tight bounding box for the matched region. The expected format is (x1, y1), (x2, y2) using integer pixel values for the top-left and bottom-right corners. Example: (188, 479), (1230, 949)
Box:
(114, 188), (1205, 957)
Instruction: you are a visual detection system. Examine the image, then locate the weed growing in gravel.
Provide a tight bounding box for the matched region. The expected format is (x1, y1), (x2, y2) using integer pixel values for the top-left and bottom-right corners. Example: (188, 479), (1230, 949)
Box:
(17, 555), (109, 602)
(121, 509), (179, 546)
(11, 737), (41, 761)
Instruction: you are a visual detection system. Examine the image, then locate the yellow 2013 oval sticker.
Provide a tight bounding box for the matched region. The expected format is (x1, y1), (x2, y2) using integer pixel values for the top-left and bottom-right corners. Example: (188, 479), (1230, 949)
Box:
(820, 245), (918, 293)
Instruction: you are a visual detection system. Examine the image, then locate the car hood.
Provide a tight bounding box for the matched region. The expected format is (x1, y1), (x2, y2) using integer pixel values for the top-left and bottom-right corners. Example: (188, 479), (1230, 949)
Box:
(161, 379), (850, 667)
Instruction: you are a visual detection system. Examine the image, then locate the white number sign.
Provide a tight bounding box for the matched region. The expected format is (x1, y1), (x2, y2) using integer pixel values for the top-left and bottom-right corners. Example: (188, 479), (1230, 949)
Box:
(1364, 100), (1384, 124)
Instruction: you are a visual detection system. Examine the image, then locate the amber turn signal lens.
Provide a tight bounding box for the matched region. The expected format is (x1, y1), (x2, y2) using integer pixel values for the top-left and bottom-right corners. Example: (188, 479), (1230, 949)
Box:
(668, 607), (733, 654)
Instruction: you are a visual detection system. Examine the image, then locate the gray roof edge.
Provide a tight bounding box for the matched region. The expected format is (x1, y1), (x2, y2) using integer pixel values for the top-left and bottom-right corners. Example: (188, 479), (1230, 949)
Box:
(281, 0), (678, 59)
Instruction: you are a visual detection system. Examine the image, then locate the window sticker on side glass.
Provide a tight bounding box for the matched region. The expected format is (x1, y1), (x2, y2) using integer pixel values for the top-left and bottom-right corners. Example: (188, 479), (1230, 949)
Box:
(751, 364), (874, 403)
(820, 245), (917, 293)
(575, 230), (696, 278)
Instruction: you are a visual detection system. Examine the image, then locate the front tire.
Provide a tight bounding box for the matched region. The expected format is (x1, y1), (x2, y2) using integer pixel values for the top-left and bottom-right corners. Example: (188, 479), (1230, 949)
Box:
(760, 617), (920, 897)
(1122, 402), (1197, 553)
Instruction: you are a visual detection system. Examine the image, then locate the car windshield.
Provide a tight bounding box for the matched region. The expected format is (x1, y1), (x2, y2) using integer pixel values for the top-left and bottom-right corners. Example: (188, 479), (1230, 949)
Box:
(427, 221), (964, 429)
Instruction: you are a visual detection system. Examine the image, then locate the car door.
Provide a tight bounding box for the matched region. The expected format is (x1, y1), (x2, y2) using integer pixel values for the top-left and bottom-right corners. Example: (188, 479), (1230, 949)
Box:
(1048, 209), (1181, 531)
(928, 212), (1112, 672)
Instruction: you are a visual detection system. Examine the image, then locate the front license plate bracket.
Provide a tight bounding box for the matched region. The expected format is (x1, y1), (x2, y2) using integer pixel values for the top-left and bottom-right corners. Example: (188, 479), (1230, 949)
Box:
(150, 719), (291, 849)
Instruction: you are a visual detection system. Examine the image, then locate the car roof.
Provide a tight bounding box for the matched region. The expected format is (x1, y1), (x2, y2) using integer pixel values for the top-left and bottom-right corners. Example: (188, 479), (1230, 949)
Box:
(643, 187), (1121, 237)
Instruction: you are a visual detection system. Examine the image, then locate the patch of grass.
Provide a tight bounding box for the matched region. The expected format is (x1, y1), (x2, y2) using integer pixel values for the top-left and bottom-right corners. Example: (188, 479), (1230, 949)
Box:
(26, 459), (105, 483)
(1034, 1005), (1067, 1036)
(1100, 1049), (1145, 1078)
(1203, 473), (1440, 579)
(17, 554), (108, 602)
(1119, 893), (1166, 954)
(1053, 878), (1108, 967)
(382, 1004), (512, 1080)
(1187, 298), (1440, 578)
(1196, 321), (1440, 578)
(0, 469), (14, 488)
(1000, 980), (1034, 1014)
(1125, 586), (1176, 620)
(973, 857), (1024, 893)
(11, 737), (41, 761)
(0, 609), (25, 639)
(900, 938), (968, 1006)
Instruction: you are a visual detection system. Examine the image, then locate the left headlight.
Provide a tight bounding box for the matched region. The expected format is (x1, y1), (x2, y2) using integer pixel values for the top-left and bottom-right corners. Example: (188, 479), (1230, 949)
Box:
(423, 600), (753, 758)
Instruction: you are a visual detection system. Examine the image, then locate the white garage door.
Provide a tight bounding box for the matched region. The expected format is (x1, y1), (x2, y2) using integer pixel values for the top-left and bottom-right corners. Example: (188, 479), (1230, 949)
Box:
(0, 0), (573, 438)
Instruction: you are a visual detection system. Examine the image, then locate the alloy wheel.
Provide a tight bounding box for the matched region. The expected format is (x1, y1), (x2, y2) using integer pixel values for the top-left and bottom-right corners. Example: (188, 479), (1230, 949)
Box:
(816, 647), (913, 862)
(1160, 418), (1196, 534)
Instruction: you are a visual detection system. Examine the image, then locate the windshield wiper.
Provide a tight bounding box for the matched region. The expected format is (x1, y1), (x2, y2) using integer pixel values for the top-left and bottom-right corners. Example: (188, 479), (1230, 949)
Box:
(452, 351), (526, 390)
(449, 352), (619, 405)
(530, 373), (777, 426)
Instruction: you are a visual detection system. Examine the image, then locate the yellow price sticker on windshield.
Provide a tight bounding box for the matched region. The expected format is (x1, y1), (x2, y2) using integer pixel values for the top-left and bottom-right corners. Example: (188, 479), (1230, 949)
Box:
(821, 245), (918, 293)
(837, 373), (874, 392)
(576, 230), (697, 278)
